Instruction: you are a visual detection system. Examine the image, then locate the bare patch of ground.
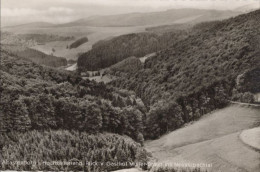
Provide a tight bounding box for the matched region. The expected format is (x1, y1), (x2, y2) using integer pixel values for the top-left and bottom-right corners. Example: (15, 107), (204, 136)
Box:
(66, 63), (77, 71)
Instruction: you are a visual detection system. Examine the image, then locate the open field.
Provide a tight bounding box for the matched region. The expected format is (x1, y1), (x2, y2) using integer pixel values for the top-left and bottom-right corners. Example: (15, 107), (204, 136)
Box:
(145, 105), (260, 172)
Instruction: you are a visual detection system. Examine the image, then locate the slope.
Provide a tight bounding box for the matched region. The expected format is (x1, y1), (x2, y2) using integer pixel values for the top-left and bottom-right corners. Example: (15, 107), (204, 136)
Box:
(114, 9), (260, 105)
(145, 105), (260, 172)
(0, 49), (147, 141)
(106, 56), (143, 75)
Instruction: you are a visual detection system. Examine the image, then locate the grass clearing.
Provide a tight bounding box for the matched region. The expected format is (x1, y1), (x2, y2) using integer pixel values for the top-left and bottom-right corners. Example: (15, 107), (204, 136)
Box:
(145, 105), (260, 172)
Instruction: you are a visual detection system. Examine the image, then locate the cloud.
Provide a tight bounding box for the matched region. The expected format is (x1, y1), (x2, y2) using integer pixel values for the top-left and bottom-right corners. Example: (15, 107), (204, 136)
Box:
(48, 7), (73, 14)
(1, 7), (74, 17)
(1, 6), (76, 26)
(1, 8), (41, 17)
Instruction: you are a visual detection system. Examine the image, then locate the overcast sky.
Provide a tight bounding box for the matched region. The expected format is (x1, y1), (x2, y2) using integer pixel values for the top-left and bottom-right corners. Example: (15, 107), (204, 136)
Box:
(1, 0), (259, 26)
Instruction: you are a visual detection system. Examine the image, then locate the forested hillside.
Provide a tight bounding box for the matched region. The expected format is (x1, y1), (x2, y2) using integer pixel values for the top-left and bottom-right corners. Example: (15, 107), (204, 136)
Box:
(2, 45), (67, 67)
(78, 31), (187, 71)
(0, 51), (149, 171)
(111, 10), (260, 138)
(105, 56), (143, 76)
(145, 23), (193, 33)
(0, 49), (148, 140)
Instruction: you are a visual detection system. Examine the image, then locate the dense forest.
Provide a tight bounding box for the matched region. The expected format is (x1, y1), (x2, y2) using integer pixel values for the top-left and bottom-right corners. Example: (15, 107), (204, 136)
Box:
(2, 45), (67, 67)
(110, 10), (260, 138)
(77, 31), (187, 71)
(69, 37), (89, 49)
(0, 50), (149, 171)
(0, 49), (148, 140)
(0, 131), (147, 171)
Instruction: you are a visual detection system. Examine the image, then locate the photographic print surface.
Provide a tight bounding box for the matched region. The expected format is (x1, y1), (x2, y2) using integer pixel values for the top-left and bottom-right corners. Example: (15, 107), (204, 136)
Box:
(0, 0), (260, 171)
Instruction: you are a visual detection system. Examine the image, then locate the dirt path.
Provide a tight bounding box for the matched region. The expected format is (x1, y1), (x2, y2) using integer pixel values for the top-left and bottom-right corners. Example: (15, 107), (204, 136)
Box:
(145, 105), (260, 172)
(230, 101), (260, 107)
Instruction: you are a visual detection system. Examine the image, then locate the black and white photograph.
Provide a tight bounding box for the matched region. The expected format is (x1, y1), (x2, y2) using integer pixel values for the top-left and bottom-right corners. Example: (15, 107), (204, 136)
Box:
(0, 0), (260, 171)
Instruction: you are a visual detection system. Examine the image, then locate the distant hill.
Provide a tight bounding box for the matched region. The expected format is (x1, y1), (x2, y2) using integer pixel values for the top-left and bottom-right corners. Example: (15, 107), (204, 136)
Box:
(2, 9), (243, 29)
(3, 22), (54, 29)
(235, 3), (260, 12)
(60, 9), (241, 27)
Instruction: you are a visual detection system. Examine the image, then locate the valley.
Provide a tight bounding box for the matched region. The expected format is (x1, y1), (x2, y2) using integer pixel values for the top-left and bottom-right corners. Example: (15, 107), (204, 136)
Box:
(2, 25), (146, 60)
(1, 8), (243, 62)
(30, 26), (146, 60)
(1, 3), (260, 172)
